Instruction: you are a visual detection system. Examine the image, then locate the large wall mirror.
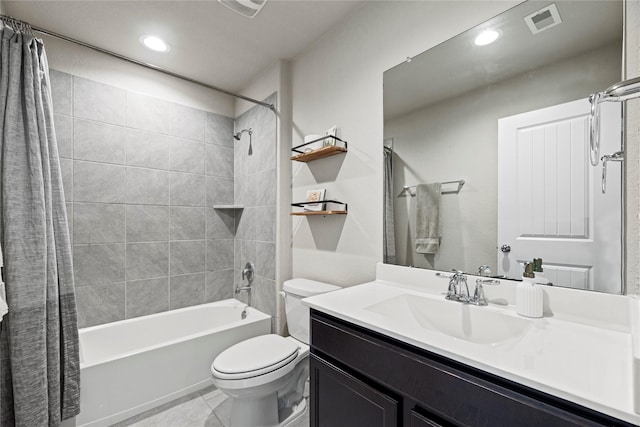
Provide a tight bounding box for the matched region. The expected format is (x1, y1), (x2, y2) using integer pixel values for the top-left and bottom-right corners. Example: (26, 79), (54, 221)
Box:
(383, 1), (624, 294)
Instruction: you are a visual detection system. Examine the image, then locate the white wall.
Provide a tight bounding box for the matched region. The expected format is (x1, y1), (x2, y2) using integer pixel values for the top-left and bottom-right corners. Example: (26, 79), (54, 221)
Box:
(290, 1), (520, 287)
(625, 0), (640, 295)
(39, 34), (234, 116)
(385, 42), (620, 274)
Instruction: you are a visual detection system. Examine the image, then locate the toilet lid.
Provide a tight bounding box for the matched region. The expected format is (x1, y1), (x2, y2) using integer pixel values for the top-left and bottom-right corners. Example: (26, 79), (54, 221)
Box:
(213, 335), (299, 379)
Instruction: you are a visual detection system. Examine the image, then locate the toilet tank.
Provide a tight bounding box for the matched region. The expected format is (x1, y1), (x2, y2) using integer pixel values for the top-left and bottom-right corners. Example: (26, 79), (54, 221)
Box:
(283, 278), (340, 344)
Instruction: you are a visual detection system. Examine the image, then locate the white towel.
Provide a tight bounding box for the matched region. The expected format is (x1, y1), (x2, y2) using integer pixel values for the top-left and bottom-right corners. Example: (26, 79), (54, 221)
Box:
(0, 246), (7, 322)
(415, 183), (441, 254)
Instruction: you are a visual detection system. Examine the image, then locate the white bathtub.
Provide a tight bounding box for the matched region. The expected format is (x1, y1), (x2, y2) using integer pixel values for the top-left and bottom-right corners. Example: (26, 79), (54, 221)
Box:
(65, 299), (271, 427)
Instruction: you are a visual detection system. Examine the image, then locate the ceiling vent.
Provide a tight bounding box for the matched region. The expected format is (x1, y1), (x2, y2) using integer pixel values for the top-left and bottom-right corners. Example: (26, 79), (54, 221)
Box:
(218, 0), (267, 18)
(524, 4), (562, 34)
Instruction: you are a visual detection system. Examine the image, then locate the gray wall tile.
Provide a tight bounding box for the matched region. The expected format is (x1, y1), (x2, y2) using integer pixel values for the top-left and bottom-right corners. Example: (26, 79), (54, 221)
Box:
(205, 113), (233, 147)
(74, 118), (125, 165)
(126, 167), (170, 205)
(206, 144), (233, 178)
(255, 168), (276, 206)
(170, 172), (205, 207)
(234, 176), (244, 206)
(170, 240), (206, 275)
(206, 176), (234, 206)
(126, 205), (169, 242)
(170, 207), (205, 240)
(255, 206), (276, 242)
(73, 243), (125, 286)
(205, 269), (234, 302)
(252, 276), (276, 318)
(244, 172), (259, 207)
(66, 203), (73, 243)
(255, 241), (275, 280)
(74, 203), (125, 244)
(207, 208), (235, 239)
(125, 128), (170, 170)
(126, 242), (169, 280)
(171, 104), (205, 141)
(58, 72), (248, 327)
(49, 69), (72, 116)
(76, 283), (125, 328)
(238, 239), (256, 271)
(126, 277), (169, 318)
(54, 113), (73, 159)
(170, 273), (205, 309)
(60, 158), (73, 203)
(207, 239), (234, 271)
(127, 92), (171, 134)
(73, 76), (126, 125)
(169, 138), (205, 174)
(234, 242), (241, 271)
(236, 207), (256, 241)
(74, 161), (125, 203)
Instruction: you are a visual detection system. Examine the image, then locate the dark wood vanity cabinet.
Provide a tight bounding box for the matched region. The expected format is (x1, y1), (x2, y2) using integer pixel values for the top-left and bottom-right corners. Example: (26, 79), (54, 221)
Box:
(309, 310), (634, 427)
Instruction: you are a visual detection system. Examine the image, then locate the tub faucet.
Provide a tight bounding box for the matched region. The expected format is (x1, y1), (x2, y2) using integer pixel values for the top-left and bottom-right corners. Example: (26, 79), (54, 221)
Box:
(236, 262), (255, 307)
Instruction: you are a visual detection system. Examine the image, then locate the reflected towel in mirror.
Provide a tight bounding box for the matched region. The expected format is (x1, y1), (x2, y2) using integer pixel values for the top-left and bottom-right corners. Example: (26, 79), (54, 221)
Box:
(415, 183), (441, 254)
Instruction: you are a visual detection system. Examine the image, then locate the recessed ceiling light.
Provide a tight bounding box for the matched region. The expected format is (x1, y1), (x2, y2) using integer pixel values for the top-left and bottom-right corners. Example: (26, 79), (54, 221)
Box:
(140, 35), (170, 53)
(474, 29), (500, 46)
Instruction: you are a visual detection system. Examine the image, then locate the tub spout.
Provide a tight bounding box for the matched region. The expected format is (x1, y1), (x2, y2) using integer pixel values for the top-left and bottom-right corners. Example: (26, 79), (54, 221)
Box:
(235, 285), (252, 307)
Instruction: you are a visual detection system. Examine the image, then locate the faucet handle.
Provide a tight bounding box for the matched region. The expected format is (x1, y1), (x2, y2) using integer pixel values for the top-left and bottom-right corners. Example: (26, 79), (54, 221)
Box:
(471, 279), (500, 306)
(478, 265), (492, 277)
(241, 261), (255, 284)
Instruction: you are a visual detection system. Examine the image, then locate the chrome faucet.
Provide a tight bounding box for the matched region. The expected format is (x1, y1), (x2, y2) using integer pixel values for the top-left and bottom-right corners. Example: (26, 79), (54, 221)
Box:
(471, 279), (500, 306)
(236, 261), (255, 307)
(446, 271), (469, 303)
(438, 270), (500, 305)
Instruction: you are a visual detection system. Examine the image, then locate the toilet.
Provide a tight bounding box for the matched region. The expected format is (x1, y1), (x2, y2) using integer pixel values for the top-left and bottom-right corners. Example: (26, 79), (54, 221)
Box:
(211, 278), (340, 427)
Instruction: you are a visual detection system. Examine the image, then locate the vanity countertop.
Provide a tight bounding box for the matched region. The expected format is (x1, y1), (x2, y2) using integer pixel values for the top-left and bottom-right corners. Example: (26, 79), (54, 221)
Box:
(302, 265), (638, 425)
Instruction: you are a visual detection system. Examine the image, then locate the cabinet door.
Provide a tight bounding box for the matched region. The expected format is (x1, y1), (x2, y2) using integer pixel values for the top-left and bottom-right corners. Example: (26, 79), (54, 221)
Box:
(409, 410), (445, 427)
(310, 354), (398, 427)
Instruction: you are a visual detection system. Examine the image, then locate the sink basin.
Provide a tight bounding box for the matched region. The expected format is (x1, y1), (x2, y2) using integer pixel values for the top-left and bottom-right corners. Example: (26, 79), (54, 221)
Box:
(365, 294), (532, 344)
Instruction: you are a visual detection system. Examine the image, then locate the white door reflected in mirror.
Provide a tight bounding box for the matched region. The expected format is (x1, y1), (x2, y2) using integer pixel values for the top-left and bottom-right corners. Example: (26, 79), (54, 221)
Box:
(497, 99), (622, 292)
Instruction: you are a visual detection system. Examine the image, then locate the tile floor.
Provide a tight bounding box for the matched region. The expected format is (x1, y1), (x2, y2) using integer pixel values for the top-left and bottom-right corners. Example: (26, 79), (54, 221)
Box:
(113, 386), (309, 427)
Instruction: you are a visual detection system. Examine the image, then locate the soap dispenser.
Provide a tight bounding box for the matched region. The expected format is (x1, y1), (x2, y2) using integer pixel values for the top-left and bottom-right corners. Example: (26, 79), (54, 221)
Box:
(516, 262), (543, 318)
(532, 258), (551, 285)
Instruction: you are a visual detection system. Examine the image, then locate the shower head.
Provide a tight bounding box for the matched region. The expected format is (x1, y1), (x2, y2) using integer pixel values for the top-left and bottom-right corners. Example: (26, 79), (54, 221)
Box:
(234, 128), (252, 141)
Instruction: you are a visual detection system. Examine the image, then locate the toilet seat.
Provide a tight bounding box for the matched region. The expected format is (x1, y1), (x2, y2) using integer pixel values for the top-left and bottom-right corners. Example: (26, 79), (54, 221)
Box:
(212, 335), (300, 380)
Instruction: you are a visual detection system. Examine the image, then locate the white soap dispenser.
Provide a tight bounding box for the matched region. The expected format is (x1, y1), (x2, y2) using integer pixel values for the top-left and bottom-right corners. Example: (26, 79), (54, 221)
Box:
(532, 258), (551, 285)
(516, 262), (543, 318)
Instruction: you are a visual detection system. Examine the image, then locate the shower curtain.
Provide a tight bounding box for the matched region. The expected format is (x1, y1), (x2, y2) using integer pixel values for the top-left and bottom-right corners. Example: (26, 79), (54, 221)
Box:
(0, 24), (80, 426)
(383, 147), (396, 264)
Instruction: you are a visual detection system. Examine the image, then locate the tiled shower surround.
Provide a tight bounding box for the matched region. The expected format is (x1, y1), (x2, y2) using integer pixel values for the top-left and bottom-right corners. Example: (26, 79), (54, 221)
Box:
(50, 70), (277, 328)
(234, 94), (277, 325)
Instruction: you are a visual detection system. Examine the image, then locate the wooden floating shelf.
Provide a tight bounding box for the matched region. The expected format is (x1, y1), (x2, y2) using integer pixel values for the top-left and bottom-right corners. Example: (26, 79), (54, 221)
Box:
(291, 145), (348, 162)
(290, 210), (348, 216)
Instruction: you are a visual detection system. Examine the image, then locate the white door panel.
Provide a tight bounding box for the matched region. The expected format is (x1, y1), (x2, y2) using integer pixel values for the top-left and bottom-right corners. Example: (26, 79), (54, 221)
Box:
(498, 99), (621, 292)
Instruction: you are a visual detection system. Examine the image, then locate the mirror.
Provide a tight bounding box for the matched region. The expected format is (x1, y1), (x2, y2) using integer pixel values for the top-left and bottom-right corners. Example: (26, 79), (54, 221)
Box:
(383, 1), (624, 293)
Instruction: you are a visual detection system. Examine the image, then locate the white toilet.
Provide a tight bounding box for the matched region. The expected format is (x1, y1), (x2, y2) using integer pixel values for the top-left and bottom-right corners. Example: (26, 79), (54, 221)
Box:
(211, 278), (340, 427)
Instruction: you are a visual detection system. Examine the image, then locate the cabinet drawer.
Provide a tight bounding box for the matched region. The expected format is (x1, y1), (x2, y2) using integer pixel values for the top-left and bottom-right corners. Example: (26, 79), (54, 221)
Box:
(311, 310), (631, 427)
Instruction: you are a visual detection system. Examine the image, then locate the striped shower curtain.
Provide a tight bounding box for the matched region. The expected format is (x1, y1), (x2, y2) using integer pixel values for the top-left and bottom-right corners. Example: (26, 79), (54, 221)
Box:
(0, 23), (80, 426)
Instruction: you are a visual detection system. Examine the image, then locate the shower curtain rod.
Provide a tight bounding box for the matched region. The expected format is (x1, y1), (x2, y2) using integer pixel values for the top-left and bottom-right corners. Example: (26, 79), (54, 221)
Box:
(0, 14), (275, 111)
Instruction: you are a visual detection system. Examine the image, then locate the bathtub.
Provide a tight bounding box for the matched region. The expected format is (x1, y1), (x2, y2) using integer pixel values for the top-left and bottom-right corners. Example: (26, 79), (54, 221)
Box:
(65, 299), (271, 427)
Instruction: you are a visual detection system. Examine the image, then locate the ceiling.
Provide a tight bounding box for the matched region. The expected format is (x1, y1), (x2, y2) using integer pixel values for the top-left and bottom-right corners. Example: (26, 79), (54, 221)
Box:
(2, 0), (364, 92)
(384, 1), (623, 120)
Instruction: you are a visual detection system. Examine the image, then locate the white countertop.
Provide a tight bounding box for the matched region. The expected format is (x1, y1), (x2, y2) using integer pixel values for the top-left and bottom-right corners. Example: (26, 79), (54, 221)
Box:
(302, 266), (639, 425)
